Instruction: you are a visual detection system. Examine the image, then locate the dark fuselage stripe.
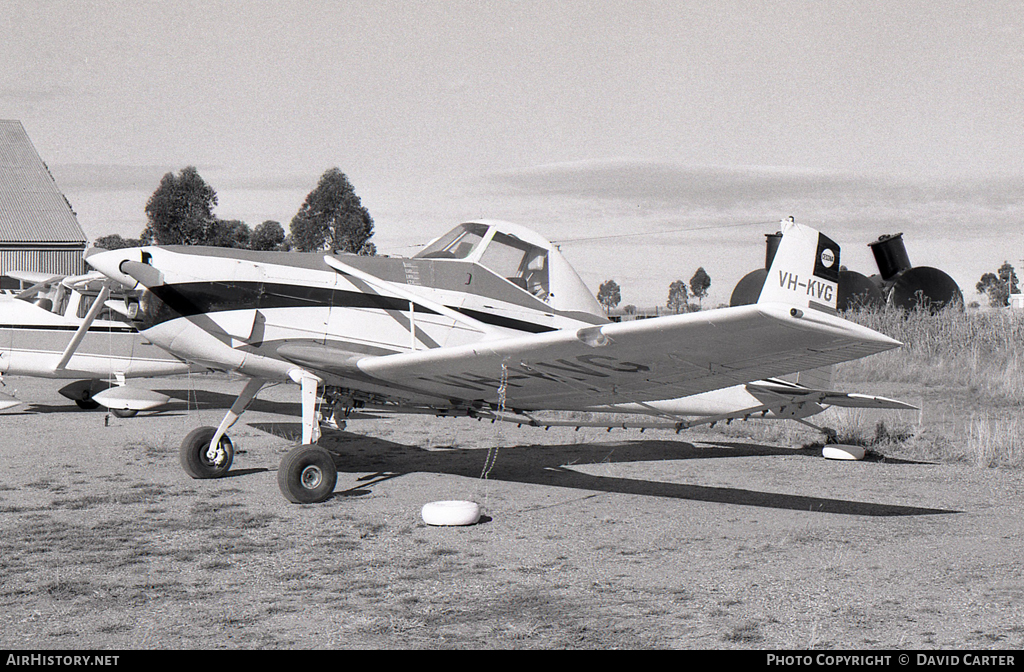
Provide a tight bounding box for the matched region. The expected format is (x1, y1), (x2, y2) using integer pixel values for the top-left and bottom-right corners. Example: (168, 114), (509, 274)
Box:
(0, 324), (135, 333)
(147, 281), (557, 334)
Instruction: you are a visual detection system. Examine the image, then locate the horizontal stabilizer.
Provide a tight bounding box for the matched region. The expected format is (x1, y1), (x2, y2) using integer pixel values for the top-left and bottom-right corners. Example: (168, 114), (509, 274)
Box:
(0, 392), (22, 411)
(815, 392), (918, 410)
(746, 381), (917, 410)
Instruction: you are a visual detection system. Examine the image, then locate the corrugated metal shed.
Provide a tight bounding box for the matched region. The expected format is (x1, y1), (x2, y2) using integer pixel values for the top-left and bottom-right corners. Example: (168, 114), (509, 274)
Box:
(0, 120), (87, 278)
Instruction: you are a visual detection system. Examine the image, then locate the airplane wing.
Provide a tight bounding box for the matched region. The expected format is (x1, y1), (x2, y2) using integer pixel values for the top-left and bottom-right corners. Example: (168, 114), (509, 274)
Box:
(6, 270), (61, 285)
(353, 303), (901, 411)
(745, 380), (918, 410)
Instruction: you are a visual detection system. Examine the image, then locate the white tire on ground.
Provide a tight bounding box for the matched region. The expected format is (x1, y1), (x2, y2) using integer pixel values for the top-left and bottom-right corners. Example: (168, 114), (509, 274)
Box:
(822, 444), (866, 461)
(421, 500), (482, 526)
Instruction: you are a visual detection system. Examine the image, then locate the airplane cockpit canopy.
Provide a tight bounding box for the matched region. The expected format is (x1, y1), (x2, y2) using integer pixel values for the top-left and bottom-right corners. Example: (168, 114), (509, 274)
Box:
(415, 222), (490, 261)
(416, 221), (550, 299)
(414, 220), (605, 318)
(14, 278), (69, 316)
(14, 273), (127, 322)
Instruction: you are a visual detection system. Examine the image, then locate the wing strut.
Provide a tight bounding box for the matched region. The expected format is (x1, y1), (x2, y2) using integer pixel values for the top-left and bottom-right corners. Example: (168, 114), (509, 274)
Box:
(53, 284), (111, 372)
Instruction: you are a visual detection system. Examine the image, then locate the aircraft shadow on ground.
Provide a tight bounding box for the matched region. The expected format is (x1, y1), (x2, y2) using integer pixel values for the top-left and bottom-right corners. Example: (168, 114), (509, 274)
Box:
(10, 388), (302, 417)
(249, 422), (958, 517)
(12, 388), (952, 516)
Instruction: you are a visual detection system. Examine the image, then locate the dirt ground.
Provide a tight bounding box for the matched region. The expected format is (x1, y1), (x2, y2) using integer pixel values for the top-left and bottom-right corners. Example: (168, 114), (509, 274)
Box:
(1, 374), (1022, 650)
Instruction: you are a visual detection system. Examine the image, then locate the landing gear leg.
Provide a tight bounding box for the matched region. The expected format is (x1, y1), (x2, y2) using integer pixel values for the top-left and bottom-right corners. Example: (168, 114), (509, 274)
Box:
(178, 377), (266, 479)
(298, 374), (321, 445)
(278, 373), (336, 503)
(180, 426), (234, 479)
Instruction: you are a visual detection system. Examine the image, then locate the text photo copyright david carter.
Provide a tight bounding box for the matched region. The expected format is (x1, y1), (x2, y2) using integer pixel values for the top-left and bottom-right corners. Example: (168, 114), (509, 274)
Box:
(766, 654), (1016, 667)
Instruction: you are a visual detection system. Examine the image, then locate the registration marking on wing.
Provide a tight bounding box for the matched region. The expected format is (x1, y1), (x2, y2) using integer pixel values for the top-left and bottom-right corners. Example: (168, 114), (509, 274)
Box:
(416, 354), (652, 393)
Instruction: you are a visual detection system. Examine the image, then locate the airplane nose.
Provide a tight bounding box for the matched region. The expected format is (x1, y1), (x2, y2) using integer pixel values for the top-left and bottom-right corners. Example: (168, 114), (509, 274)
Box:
(85, 248), (142, 289)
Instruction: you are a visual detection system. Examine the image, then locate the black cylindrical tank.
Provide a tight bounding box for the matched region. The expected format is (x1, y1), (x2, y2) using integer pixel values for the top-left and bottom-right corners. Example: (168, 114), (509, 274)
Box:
(729, 268), (768, 307)
(730, 232), (781, 306)
(764, 232), (782, 269)
(887, 266), (964, 312)
(837, 270), (885, 311)
(868, 233), (913, 281)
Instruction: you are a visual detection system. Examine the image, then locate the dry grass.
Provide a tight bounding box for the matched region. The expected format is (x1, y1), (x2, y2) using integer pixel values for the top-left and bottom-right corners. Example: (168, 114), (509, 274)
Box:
(841, 305), (1024, 403)
(703, 306), (1024, 469)
(832, 306), (1024, 467)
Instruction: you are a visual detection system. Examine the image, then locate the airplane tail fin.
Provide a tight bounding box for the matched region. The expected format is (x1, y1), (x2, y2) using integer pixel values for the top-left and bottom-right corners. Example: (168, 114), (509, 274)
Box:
(757, 219), (840, 315)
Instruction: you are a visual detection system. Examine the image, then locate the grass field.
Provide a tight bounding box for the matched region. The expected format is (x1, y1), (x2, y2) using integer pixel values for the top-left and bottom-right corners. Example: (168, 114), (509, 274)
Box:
(750, 305), (1024, 469)
(2, 319), (1023, 649)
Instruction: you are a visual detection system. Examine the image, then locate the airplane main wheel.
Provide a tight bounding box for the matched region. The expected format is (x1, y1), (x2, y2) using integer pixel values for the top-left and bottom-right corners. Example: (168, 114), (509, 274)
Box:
(111, 408), (139, 418)
(180, 426), (234, 479)
(75, 398), (100, 410)
(278, 445), (337, 504)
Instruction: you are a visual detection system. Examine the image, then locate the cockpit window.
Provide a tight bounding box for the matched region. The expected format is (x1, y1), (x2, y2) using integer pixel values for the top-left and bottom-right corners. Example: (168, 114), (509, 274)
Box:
(414, 223), (552, 300)
(16, 282), (67, 315)
(479, 232), (549, 299)
(415, 223), (489, 259)
(76, 292), (122, 322)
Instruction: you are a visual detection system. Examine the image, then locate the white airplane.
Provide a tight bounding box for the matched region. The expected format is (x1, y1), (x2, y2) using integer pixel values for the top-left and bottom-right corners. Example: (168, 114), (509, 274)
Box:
(86, 219), (912, 504)
(0, 270), (199, 414)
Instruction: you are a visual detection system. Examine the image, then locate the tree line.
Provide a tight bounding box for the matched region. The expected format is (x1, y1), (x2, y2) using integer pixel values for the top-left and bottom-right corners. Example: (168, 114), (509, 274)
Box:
(99, 175), (1022, 314)
(597, 267), (712, 316)
(977, 262), (1020, 308)
(94, 166), (375, 255)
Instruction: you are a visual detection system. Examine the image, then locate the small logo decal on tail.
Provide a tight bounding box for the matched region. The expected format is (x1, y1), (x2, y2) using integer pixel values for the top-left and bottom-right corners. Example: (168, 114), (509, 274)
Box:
(813, 233), (840, 283)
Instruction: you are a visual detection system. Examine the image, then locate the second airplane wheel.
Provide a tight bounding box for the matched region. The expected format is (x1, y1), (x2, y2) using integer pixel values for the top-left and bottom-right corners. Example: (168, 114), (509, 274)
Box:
(180, 426), (234, 479)
(278, 445), (337, 504)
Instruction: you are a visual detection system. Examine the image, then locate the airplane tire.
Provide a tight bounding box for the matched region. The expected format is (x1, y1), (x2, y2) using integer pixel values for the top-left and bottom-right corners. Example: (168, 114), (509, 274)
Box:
(278, 445), (337, 504)
(75, 398), (100, 410)
(180, 426), (234, 479)
(111, 408), (139, 418)
(421, 500), (482, 526)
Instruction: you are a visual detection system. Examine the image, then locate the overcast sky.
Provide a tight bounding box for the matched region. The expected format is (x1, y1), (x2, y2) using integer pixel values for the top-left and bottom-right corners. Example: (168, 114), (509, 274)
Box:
(3, 0), (1023, 305)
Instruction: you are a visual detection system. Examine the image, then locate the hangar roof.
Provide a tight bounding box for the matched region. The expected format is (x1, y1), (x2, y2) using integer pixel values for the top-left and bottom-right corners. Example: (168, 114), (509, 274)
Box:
(0, 120), (87, 245)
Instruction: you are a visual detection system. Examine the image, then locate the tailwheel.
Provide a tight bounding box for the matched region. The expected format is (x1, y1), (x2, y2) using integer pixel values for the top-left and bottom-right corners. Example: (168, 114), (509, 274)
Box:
(278, 444), (337, 504)
(180, 426), (234, 479)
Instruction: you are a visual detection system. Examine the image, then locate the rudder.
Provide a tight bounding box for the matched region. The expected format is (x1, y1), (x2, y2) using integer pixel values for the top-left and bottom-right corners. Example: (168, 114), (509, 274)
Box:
(757, 219), (840, 315)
